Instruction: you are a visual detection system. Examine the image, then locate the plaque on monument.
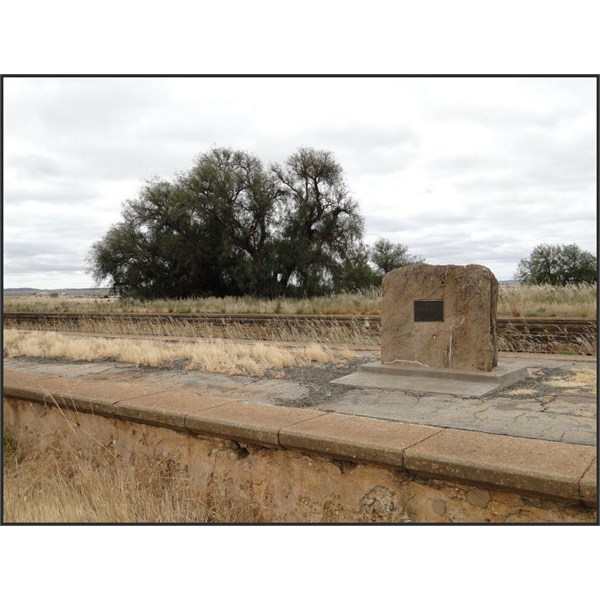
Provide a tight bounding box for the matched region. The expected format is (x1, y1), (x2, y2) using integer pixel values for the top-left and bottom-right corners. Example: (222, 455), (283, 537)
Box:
(414, 300), (444, 322)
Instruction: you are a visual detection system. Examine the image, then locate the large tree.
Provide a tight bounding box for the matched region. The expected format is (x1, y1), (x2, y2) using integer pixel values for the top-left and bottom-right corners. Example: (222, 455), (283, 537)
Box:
(88, 147), (378, 299)
(272, 147), (365, 296)
(88, 179), (196, 299)
(515, 243), (597, 285)
(181, 147), (283, 295)
(89, 148), (282, 298)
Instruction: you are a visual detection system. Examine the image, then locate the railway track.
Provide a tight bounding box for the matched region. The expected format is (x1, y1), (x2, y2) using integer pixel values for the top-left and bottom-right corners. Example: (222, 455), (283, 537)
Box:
(3, 312), (597, 354)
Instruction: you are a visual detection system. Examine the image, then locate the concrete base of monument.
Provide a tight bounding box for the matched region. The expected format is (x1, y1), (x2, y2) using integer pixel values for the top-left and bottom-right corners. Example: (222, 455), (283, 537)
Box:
(331, 360), (530, 398)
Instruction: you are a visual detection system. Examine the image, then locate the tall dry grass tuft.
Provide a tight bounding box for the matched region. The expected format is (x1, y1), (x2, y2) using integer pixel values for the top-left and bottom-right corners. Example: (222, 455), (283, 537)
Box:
(3, 329), (357, 377)
(3, 428), (259, 523)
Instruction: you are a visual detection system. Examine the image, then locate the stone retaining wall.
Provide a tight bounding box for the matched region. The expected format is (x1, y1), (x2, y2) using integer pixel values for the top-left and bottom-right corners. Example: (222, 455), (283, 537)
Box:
(3, 369), (597, 523)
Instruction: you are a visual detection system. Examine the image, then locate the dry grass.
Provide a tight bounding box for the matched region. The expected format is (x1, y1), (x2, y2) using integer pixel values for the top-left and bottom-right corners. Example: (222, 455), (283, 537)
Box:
(3, 428), (259, 523)
(4, 314), (382, 345)
(545, 368), (597, 395)
(6, 314), (594, 354)
(6, 283), (595, 318)
(497, 332), (596, 356)
(3, 289), (383, 315)
(5, 283), (595, 355)
(498, 283), (597, 318)
(3, 329), (356, 377)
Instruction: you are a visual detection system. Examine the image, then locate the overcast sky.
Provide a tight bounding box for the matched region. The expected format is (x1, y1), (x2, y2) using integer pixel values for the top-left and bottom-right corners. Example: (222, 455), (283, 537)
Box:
(3, 76), (596, 288)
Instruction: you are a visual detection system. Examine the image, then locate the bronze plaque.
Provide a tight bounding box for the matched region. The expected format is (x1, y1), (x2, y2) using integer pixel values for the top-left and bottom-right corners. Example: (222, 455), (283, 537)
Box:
(414, 300), (444, 322)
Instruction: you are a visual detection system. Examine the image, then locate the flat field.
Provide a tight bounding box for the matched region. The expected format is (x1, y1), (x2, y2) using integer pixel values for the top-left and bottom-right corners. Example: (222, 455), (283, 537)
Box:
(3, 283), (597, 318)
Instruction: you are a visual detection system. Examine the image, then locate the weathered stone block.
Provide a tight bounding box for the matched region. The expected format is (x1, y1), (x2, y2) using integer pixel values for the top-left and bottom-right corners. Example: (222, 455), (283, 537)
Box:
(382, 264), (498, 371)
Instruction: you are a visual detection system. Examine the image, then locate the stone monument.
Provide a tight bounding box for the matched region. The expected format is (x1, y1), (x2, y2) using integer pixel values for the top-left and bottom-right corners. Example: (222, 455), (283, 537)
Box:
(332, 263), (529, 397)
(381, 263), (498, 371)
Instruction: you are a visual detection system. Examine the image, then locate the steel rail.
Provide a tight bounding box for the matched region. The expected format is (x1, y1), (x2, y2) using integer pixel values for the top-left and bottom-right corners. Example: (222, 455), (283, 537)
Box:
(3, 311), (596, 351)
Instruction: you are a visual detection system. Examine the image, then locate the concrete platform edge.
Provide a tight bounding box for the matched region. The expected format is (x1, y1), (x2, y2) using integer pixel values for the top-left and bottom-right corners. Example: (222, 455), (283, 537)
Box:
(3, 368), (597, 507)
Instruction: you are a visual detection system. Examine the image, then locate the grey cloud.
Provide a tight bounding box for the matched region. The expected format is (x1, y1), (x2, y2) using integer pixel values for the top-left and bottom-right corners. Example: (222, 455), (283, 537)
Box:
(455, 173), (593, 194)
(403, 234), (534, 278)
(5, 221), (94, 273)
(7, 138), (195, 185)
(310, 124), (420, 149)
(7, 153), (65, 178)
(428, 78), (593, 131)
(4, 244), (93, 276)
(5, 180), (100, 203)
(431, 103), (582, 130)
(462, 197), (595, 228)
(4, 79), (167, 139)
(368, 201), (595, 247)
(4, 207), (114, 279)
(5, 250), (85, 274)
(5, 237), (89, 255)
(427, 137), (594, 200)
(454, 141), (595, 195)
(313, 126), (421, 176)
(427, 155), (500, 177)
(366, 211), (472, 235)
(346, 146), (419, 176)
(134, 110), (256, 145)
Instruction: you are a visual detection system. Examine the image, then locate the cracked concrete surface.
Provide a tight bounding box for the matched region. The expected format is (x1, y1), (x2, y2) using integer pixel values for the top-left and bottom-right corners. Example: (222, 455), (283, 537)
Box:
(3, 350), (596, 445)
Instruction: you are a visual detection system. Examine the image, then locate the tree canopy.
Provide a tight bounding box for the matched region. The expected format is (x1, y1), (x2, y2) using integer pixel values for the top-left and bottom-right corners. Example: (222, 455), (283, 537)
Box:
(88, 147), (423, 299)
(515, 243), (597, 285)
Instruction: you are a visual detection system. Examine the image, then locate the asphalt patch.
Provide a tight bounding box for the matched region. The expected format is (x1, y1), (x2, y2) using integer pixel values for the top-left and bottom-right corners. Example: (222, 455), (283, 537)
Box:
(272, 355), (376, 408)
